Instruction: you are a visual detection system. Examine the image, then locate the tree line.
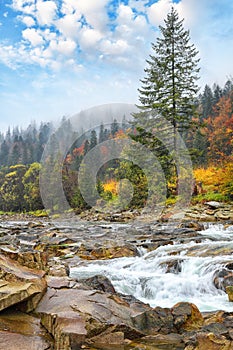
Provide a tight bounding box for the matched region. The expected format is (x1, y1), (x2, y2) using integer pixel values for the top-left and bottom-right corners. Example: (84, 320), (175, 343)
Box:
(0, 7), (232, 213)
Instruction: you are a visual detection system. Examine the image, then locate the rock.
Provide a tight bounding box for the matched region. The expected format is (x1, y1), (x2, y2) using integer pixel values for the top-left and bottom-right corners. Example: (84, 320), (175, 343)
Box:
(132, 306), (175, 335)
(79, 275), (116, 293)
(36, 283), (177, 349)
(48, 260), (69, 277)
(178, 221), (204, 231)
(203, 311), (225, 326)
(133, 333), (185, 349)
(0, 248), (48, 271)
(202, 322), (228, 336)
(77, 244), (139, 260)
(46, 276), (75, 289)
(226, 286), (233, 302)
(160, 259), (183, 274)
(195, 332), (232, 350)
(36, 287), (144, 349)
(215, 211), (231, 220)
(0, 309), (52, 350)
(0, 254), (47, 312)
(172, 302), (204, 331)
(213, 269), (233, 291)
(87, 326), (125, 346)
(205, 201), (223, 209)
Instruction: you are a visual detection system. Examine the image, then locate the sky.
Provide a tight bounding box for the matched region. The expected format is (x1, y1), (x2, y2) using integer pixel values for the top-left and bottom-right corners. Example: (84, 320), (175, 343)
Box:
(0, 0), (233, 133)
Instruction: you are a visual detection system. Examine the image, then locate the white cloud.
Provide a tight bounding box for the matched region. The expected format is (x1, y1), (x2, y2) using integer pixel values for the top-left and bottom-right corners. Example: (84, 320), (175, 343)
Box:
(49, 38), (77, 56)
(147, 0), (173, 26)
(72, 0), (109, 31)
(22, 28), (44, 46)
(78, 28), (103, 49)
(100, 39), (129, 56)
(21, 16), (35, 27)
(36, 0), (57, 26)
(11, 0), (36, 15)
(56, 13), (81, 39)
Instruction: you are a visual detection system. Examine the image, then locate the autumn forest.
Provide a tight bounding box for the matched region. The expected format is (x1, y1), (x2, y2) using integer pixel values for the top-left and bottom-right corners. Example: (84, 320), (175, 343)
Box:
(0, 78), (232, 214)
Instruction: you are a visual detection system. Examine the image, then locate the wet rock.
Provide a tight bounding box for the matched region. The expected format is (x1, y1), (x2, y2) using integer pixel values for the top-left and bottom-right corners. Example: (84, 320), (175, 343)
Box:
(172, 302), (204, 331)
(160, 259), (183, 274)
(213, 269), (233, 291)
(226, 286), (233, 302)
(79, 275), (116, 293)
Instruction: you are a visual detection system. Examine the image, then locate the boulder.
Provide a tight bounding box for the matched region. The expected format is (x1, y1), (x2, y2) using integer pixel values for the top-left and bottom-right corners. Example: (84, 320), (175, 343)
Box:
(172, 302), (204, 331)
(205, 201), (223, 209)
(213, 269), (233, 291)
(78, 275), (116, 293)
(36, 283), (176, 349)
(0, 254), (47, 312)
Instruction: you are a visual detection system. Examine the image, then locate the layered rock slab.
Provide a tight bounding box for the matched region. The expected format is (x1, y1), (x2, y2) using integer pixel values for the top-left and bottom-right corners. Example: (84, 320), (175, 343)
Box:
(36, 278), (175, 350)
(0, 254), (46, 312)
(0, 309), (52, 350)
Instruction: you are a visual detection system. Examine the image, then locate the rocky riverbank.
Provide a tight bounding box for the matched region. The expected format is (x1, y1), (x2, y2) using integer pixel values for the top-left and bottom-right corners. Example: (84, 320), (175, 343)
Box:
(0, 202), (233, 349)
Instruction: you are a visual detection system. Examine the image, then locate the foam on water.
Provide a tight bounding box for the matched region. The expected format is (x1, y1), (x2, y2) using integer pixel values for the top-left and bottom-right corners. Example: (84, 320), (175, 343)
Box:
(70, 224), (233, 312)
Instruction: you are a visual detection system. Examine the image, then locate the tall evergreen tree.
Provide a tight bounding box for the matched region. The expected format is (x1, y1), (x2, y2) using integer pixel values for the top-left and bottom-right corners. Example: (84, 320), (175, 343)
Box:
(132, 7), (200, 156)
(111, 119), (119, 136)
(90, 130), (97, 149)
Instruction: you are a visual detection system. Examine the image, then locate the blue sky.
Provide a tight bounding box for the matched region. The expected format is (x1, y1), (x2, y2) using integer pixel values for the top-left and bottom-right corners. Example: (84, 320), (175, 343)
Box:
(0, 0), (233, 132)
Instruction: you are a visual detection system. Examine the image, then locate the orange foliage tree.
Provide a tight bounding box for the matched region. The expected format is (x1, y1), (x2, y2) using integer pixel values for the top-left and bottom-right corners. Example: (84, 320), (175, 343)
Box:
(206, 92), (233, 163)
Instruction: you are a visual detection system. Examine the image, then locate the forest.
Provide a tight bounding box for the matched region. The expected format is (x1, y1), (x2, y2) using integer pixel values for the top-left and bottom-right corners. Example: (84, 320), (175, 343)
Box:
(0, 78), (232, 214)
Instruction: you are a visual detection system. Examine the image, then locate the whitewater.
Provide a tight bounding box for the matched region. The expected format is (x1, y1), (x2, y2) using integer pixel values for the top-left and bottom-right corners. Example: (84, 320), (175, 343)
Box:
(70, 224), (233, 312)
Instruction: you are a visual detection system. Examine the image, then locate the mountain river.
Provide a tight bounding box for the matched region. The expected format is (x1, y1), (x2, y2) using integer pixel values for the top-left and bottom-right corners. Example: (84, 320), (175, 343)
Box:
(70, 223), (233, 312)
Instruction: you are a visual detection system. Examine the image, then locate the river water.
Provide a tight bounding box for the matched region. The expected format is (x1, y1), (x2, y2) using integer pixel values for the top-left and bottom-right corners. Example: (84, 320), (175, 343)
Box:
(70, 224), (233, 312)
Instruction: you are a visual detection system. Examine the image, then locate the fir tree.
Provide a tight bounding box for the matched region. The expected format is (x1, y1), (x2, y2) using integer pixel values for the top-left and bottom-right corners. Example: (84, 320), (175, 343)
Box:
(90, 130), (97, 149)
(111, 119), (119, 136)
(132, 7), (200, 156)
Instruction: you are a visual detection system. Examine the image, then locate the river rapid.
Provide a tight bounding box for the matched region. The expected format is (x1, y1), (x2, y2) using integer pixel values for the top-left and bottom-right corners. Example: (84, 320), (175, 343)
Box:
(70, 223), (233, 312)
